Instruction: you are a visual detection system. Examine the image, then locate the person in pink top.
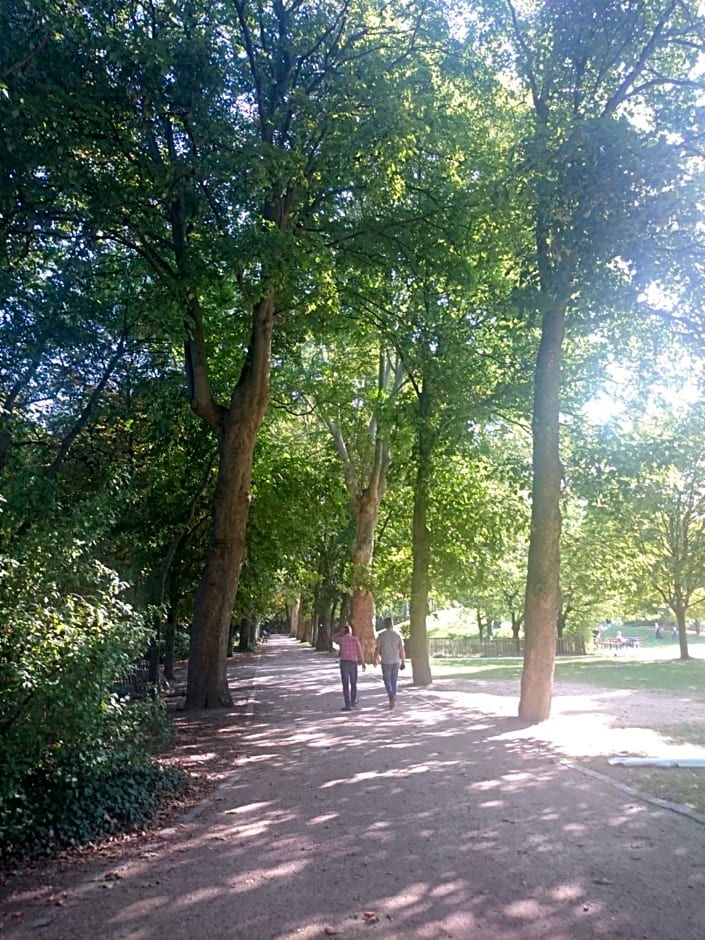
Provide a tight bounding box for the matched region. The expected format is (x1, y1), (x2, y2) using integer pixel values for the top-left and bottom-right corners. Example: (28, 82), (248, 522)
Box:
(332, 623), (366, 711)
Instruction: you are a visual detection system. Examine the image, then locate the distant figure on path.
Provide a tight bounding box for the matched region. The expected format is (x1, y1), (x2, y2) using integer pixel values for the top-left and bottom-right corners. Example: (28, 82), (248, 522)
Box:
(332, 623), (365, 711)
(374, 617), (406, 709)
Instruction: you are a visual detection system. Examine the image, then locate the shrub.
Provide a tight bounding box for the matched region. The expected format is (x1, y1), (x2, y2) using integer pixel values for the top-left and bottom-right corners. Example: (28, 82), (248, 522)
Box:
(1, 754), (186, 863)
(0, 537), (181, 864)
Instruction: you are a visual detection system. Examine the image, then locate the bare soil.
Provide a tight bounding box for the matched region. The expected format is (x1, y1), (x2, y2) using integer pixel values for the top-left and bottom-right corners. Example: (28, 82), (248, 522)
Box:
(2, 639), (705, 940)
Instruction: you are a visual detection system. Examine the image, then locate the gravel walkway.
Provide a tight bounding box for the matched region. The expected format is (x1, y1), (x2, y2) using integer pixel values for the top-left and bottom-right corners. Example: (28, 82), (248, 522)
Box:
(2, 636), (705, 939)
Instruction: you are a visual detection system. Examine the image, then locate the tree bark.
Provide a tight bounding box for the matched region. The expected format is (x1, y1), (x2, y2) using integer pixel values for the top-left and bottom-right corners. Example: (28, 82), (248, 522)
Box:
(315, 602), (332, 651)
(163, 598), (178, 681)
(519, 300), (565, 723)
(675, 605), (690, 661)
(409, 381), (434, 686)
(185, 293), (273, 709)
(351, 487), (381, 662)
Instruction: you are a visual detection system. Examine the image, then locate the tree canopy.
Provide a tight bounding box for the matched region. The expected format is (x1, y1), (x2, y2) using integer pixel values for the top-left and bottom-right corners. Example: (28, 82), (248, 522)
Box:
(2, 0), (704, 740)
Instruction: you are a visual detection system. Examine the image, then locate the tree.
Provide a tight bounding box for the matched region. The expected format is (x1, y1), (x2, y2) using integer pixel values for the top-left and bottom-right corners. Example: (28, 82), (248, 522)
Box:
(239, 405), (352, 651)
(313, 338), (404, 660)
(630, 462), (705, 659)
(597, 403), (705, 659)
(474, 0), (705, 720)
(2, 0), (446, 707)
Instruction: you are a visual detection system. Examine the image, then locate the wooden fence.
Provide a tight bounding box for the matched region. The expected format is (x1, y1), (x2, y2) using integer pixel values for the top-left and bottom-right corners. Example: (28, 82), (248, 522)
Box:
(427, 635), (586, 658)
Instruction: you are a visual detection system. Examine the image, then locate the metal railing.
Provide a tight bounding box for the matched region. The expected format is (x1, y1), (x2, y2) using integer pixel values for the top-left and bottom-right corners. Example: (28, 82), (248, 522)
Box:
(428, 636), (586, 658)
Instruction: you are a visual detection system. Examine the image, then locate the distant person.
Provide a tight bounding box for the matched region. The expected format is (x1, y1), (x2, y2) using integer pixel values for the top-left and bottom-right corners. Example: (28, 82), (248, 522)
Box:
(332, 623), (365, 711)
(374, 616), (406, 709)
(672, 625), (678, 638)
(655, 623), (662, 639)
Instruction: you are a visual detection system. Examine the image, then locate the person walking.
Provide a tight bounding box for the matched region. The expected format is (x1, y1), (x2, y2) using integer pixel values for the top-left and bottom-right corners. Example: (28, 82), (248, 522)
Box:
(374, 616), (406, 708)
(332, 623), (365, 711)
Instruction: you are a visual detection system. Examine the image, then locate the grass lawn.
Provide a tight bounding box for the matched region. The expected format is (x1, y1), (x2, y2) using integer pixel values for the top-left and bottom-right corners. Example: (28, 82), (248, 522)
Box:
(429, 633), (705, 816)
(432, 652), (705, 700)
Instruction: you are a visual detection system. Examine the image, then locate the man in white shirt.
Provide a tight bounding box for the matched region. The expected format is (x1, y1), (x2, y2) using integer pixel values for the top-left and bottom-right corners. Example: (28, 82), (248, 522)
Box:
(374, 617), (406, 709)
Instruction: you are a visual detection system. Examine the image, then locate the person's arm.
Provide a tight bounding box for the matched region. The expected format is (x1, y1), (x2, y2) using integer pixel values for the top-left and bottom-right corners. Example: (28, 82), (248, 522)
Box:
(374, 639), (380, 666)
(399, 635), (406, 666)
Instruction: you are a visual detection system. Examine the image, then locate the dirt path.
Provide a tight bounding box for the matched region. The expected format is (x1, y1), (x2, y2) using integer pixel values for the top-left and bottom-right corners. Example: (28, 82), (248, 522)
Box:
(2, 637), (705, 939)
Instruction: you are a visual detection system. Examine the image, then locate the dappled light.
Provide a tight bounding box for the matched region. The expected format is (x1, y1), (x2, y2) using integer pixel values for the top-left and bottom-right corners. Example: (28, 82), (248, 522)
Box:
(5, 637), (705, 940)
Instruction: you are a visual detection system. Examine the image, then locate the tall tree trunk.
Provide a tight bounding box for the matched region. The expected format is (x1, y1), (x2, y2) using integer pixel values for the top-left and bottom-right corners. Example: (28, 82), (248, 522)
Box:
(519, 301), (565, 722)
(296, 611), (307, 641)
(163, 598), (178, 681)
(676, 604), (690, 661)
(288, 598), (301, 638)
(409, 381), (434, 687)
(556, 606), (567, 638)
(185, 293), (273, 709)
(351, 488), (381, 661)
(315, 594), (334, 651)
(315, 612), (331, 651)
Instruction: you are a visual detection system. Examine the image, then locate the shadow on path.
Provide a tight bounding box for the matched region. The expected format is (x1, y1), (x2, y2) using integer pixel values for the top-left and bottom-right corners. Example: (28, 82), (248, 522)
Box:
(3, 637), (704, 939)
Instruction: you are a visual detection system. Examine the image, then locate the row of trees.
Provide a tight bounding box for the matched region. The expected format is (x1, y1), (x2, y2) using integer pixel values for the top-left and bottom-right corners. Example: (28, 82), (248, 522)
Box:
(2, 0), (705, 733)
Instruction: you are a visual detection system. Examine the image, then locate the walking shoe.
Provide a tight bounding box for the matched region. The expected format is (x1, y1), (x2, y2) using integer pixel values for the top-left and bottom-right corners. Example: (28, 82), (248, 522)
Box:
(341, 705), (352, 711)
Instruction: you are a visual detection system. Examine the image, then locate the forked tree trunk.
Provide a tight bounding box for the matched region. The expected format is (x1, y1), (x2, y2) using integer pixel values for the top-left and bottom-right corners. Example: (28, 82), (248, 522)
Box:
(326, 350), (399, 662)
(519, 301), (565, 723)
(185, 294), (273, 709)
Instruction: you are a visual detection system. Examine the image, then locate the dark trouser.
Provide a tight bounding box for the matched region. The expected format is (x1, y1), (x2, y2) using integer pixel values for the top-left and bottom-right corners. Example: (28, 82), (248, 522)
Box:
(381, 663), (399, 698)
(339, 659), (359, 706)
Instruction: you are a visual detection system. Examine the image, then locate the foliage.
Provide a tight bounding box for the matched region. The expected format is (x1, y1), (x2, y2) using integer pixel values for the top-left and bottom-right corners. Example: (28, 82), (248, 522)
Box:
(239, 410), (352, 619)
(0, 531), (176, 862)
(1, 749), (185, 866)
(2, 0), (705, 720)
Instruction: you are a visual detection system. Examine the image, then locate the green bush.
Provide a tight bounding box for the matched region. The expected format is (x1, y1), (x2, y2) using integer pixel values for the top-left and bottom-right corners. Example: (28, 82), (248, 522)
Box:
(1, 754), (185, 862)
(0, 537), (182, 864)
